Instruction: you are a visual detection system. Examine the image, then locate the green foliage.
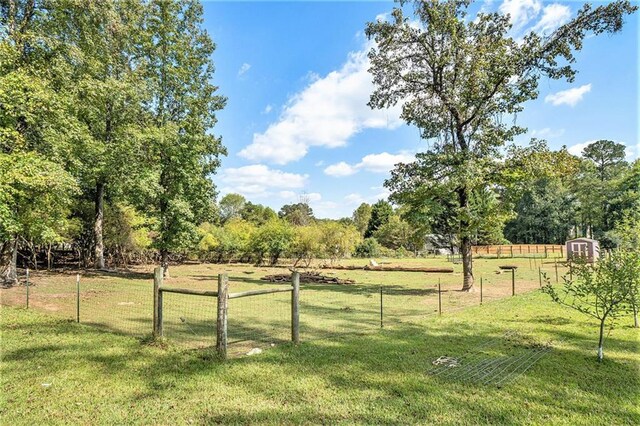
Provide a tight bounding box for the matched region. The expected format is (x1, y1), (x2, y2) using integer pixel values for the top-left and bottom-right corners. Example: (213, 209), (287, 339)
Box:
(365, 200), (393, 238)
(318, 221), (361, 263)
(542, 251), (637, 361)
(197, 219), (255, 262)
(250, 219), (294, 265)
(279, 203), (315, 226)
(354, 237), (382, 258)
(0, 152), (78, 244)
(220, 193), (246, 223)
(240, 202), (277, 226)
(582, 140), (628, 182)
(372, 215), (413, 250)
(290, 225), (323, 267)
(352, 203), (372, 236)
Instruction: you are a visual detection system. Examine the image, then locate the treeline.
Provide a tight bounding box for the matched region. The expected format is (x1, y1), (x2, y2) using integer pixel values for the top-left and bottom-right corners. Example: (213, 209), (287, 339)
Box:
(500, 140), (638, 247)
(1, 0), (224, 283)
(196, 195), (424, 267)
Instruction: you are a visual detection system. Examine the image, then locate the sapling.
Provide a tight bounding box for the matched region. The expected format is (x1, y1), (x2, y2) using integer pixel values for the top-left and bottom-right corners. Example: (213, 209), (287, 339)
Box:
(542, 252), (635, 362)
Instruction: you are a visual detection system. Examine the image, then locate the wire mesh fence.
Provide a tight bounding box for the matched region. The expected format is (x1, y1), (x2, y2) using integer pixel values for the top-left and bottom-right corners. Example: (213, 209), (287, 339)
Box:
(162, 291), (217, 348)
(227, 290), (291, 356)
(0, 258), (570, 357)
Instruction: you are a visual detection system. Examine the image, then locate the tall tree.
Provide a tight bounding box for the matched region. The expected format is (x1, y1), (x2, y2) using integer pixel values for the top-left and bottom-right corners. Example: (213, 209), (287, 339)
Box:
(143, 0), (226, 276)
(352, 203), (372, 236)
(1, 0), (86, 281)
(365, 200), (393, 238)
(47, 0), (148, 269)
(219, 193), (246, 223)
(366, 0), (636, 290)
(502, 141), (581, 244)
(279, 203), (315, 226)
(582, 140), (627, 182)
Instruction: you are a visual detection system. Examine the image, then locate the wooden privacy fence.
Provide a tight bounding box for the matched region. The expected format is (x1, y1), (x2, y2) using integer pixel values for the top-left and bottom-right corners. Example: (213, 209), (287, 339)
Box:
(471, 244), (564, 258)
(152, 267), (300, 359)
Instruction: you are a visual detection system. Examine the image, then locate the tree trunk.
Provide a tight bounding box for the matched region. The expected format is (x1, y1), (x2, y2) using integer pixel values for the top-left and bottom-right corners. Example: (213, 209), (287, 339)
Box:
(457, 186), (474, 292)
(461, 236), (474, 291)
(94, 181), (105, 269)
(161, 249), (170, 278)
(3, 237), (18, 285)
(597, 317), (605, 362)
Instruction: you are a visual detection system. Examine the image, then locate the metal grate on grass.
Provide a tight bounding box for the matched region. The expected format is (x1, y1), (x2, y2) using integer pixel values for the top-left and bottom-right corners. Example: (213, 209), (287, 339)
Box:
(427, 331), (555, 387)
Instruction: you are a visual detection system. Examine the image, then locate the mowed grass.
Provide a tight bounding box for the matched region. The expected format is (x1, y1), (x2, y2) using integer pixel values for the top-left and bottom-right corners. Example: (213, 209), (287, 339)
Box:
(1, 286), (639, 425)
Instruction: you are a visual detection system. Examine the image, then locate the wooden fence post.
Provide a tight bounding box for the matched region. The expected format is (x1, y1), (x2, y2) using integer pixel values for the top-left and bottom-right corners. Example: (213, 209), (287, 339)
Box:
(377, 286), (383, 328)
(554, 259), (559, 283)
(438, 279), (442, 315)
(538, 267), (542, 288)
(480, 277), (483, 305)
(25, 268), (29, 309)
(291, 272), (300, 344)
(511, 269), (515, 296)
(153, 266), (163, 338)
(216, 273), (229, 358)
(76, 274), (80, 323)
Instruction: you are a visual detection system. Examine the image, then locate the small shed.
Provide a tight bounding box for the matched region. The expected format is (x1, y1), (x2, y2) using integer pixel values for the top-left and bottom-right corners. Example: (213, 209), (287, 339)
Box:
(566, 238), (600, 263)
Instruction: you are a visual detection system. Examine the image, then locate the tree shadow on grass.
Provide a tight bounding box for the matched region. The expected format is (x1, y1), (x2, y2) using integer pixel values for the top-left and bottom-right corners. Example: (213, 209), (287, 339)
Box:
(3, 307), (639, 424)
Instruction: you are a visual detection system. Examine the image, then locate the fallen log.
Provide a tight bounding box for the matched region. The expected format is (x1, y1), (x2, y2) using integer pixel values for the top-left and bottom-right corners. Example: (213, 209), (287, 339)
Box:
(326, 265), (454, 273)
(261, 271), (355, 285)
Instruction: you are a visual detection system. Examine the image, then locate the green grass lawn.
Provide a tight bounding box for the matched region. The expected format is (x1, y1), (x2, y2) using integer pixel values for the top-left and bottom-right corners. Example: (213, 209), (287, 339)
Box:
(1, 286), (638, 425)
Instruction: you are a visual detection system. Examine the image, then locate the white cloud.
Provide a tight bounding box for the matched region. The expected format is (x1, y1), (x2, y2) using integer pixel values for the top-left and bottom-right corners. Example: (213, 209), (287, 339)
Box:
(499, 0), (542, 31)
(324, 152), (414, 177)
(358, 152), (414, 173)
(530, 127), (565, 139)
(324, 161), (358, 177)
(306, 192), (322, 202)
(344, 193), (366, 204)
(532, 4), (571, 34)
(219, 165), (307, 198)
(278, 191), (297, 200)
(239, 46), (403, 165)
(238, 63), (251, 77)
(262, 104), (273, 114)
(544, 84), (592, 107)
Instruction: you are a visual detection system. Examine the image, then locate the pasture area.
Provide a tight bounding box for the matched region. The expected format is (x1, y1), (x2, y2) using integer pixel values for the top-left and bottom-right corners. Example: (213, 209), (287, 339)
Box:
(1, 285), (638, 424)
(1, 257), (563, 355)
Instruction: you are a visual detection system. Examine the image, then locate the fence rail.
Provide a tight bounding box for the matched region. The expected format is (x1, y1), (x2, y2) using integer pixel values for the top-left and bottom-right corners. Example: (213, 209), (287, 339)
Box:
(153, 267), (299, 358)
(472, 244), (564, 258)
(1, 259), (570, 358)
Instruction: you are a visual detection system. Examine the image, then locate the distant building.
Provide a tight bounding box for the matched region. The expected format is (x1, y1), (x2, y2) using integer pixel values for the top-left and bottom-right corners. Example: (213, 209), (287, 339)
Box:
(566, 238), (600, 263)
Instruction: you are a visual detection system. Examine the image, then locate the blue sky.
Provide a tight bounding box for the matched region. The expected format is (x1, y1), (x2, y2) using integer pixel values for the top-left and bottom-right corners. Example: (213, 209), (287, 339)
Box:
(202, 0), (639, 219)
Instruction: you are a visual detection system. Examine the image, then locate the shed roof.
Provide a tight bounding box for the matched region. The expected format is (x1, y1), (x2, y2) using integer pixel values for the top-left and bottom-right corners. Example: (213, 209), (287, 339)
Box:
(566, 238), (598, 243)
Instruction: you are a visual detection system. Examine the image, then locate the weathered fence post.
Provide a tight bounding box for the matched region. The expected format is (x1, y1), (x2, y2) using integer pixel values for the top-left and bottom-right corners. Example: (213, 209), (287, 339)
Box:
(76, 274), (80, 323)
(216, 273), (229, 358)
(25, 268), (29, 309)
(438, 279), (442, 315)
(569, 262), (573, 281)
(291, 272), (300, 344)
(554, 259), (559, 283)
(538, 267), (542, 288)
(380, 286), (383, 328)
(153, 266), (163, 338)
(480, 277), (483, 305)
(511, 269), (515, 297)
